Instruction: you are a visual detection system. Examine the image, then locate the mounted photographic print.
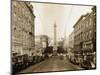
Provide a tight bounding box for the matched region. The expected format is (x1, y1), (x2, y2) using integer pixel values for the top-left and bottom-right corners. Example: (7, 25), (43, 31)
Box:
(11, 0), (96, 74)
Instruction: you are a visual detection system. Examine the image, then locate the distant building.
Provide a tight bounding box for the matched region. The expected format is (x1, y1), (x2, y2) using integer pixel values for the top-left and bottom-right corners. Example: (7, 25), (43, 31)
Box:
(35, 36), (42, 56)
(12, 1), (35, 56)
(40, 35), (49, 48)
(35, 35), (49, 56)
(57, 40), (64, 47)
(67, 31), (74, 58)
(68, 31), (74, 50)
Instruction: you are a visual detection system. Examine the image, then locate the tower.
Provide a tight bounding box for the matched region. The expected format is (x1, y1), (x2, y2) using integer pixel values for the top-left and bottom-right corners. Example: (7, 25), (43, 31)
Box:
(53, 22), (57, 55)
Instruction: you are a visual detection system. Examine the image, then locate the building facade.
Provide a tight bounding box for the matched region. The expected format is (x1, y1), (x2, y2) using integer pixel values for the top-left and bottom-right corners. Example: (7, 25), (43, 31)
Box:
(73, 6), (96, 64)
(34, 35), (49, 56)
(73, 15), (85, 54)
(68, 31), (74, 50)
(82, 6), (96, 60)
(12, 1), (35, 56)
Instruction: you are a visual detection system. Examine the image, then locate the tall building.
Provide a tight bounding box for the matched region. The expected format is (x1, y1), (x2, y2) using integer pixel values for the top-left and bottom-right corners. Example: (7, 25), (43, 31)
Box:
(82, 6), (96, 55)
(12, 1), (35, 56)
(73, 6), (96, 64)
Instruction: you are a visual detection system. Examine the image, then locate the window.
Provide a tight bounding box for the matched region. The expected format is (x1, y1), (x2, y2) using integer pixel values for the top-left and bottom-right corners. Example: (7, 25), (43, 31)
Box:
(29, 32), (32, 35)
(18, 17), (20, 21)
(13, 12), (16, 17)
(87, 32), (89, 40)
(86, 21), (88, 27)
(13, 2), (17, 6)
(89, 18), (92, 26)
(89, 30), (92, 39)
(85, 33), (87, 40)
(14, 27), (16, 30)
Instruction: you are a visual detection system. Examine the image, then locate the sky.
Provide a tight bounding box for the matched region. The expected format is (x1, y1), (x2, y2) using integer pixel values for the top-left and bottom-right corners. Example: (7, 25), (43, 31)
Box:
(31, 2), (93, 41)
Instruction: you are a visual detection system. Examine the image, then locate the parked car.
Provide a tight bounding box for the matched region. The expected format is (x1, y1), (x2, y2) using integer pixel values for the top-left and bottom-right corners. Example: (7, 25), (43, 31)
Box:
(12, 56), (18, 74)
(44, 53), (49, 59)
(80, 53), (96, 69)
(28, 56), (34, 65)
(12, 55), (24, 73)
(22, 54), (29, 68)
(70, 54), (79, 65)
(69, 56), (76, 64)
(81, 60), (91, 69)
(17, 55), (24, 71)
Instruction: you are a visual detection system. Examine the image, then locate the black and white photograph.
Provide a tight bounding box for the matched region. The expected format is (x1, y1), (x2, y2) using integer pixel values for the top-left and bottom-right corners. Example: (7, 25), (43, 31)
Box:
(11, 0), (96, 74)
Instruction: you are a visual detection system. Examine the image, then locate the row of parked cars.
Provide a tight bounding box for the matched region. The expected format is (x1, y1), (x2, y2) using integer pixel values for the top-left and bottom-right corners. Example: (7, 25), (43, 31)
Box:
(68, 52), (96, 69)
(12, 54), (46, 74)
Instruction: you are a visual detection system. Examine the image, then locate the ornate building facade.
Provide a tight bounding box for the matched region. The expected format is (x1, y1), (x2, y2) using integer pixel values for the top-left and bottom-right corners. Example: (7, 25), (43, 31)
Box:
(73, 15), (85, 54)
(82, 6), (96, 62)
(12, 1), (35, 56)
(73, 6), (96, 63)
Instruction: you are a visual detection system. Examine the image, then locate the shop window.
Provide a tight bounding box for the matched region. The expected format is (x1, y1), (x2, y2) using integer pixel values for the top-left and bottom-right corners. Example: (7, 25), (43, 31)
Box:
(86, 21), (88, 27)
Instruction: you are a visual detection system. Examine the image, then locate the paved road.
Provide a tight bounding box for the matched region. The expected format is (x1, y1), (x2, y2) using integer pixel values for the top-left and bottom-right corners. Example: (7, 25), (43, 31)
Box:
(19, 56), (83, 73)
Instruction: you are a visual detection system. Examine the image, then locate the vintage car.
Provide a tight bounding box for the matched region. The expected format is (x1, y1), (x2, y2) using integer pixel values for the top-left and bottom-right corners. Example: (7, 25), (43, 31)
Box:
(80, 52), (96, 69)
(12, 55), (23, 73)
(12, 54), (30, 73)
(12, 56), (18, 74)
(70, 54), (83, 65)
(81, 60), (91, 69)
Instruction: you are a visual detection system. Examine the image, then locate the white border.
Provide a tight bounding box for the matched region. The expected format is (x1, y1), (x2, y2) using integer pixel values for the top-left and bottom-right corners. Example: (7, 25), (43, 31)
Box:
(0, 0), (99, 75)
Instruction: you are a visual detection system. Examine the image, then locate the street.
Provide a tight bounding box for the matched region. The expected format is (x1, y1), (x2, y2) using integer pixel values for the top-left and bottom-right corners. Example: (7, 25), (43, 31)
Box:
(19, 56), (83, 73)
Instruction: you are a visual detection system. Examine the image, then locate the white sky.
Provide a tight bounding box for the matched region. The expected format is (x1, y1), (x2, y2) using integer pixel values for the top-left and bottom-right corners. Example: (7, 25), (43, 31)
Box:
(31, 2), (93, 40)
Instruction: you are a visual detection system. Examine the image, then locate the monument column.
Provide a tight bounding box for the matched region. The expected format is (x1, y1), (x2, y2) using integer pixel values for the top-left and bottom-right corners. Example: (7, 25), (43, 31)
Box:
(53, 23), (57, 55)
